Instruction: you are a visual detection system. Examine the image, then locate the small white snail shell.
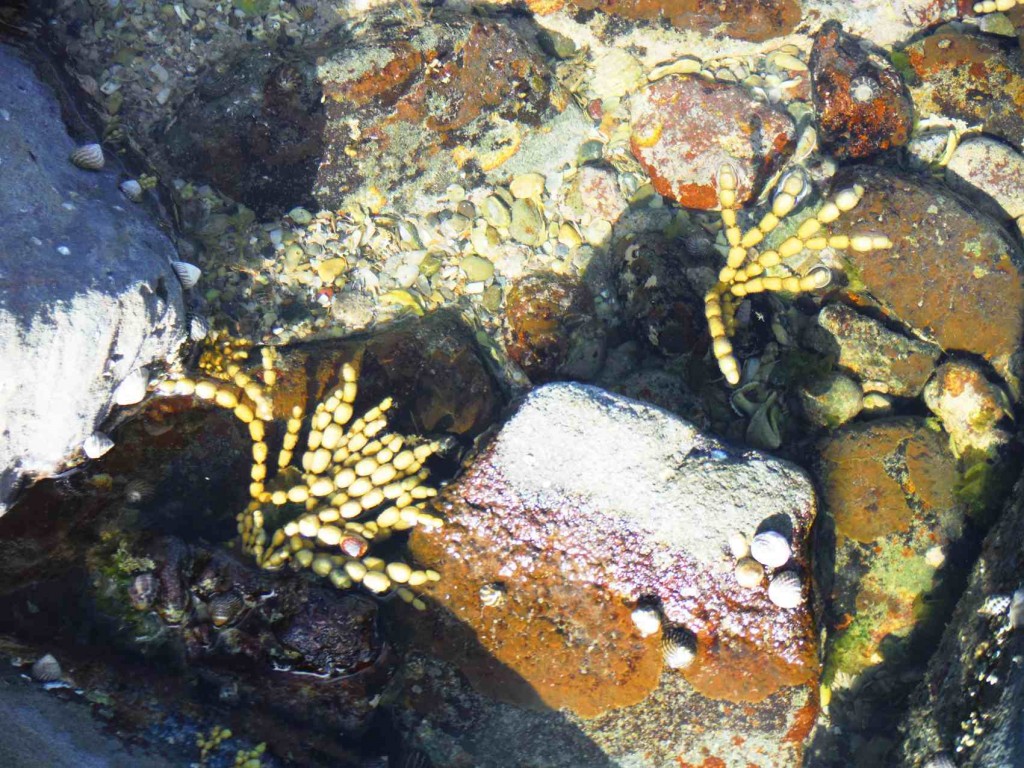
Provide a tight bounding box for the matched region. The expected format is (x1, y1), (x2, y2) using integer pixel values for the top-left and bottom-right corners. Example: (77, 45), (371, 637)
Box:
(750, 530), (792, 569)
(70, 143), (104, 170)
(768, 570), (803, 609)
(31, 653), (62, 682)
(83, 431), (115, 459)
(630, 605), (662, 637)
(172, 261), (202, 289)
(119, 179), (143, 202)
(113, 367), (150, 406)
(661, 627), (697, 670)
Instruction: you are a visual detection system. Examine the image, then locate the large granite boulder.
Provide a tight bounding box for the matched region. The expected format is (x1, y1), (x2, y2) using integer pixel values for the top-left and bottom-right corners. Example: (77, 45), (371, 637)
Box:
(0, 43), (186, 514)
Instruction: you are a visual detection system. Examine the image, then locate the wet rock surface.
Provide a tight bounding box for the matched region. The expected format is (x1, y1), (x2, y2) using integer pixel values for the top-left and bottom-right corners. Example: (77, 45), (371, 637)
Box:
(810, 21), (913, 160)
(815, 303), (941, 397)
(630, 75), (796, 210)
(945, 136), (1024, 231)
(812, 418), (969, 765)
(0, 43), (186, 515)
(900, 469), (1024, 768)
(831, 166), (1024, 394)
(408, 383), (819, 763)
(905, 29), (1024, 150)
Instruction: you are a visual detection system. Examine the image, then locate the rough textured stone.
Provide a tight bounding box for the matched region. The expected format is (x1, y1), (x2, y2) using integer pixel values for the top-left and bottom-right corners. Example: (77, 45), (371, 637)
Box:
(526, 0), (802, 42)
(813, 418), (967, 765)
(905, 30), (1024, 151)
(630, 75), (796, 210)
(900, 469), (1024, 768)
(831, 167), (1024, 395)
(815, 303), (941, 397)
(797, 371), (864, 429)
(924, 359), (1013, 460)
(0, 44), (185, 515)
(946, 136), (1024, 228)
(408, 383), (819, 762)
(810, 21), (913, 160)
(161, 14), (588, 217)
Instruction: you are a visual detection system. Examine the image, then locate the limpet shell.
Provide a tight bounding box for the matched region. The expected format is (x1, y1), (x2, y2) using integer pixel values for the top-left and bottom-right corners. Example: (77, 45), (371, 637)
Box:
(630, 604), (662, 637)
(727, 531), (749, 559)
(661, 626), (697, 670)
(735, 558), (765, 589)
(31, 653), (62, 682)
(922, 752), (956, 768)
(188, 313), (210, 342)
(750, 530), (792, 568)
(83, 431), (115, 459)
(208, 590), (244, 627)
(124, 478), (154, 503)
(70, 143), (104, 170)
(978, 593), (1011, 616)
(119, 179), (143, 202)
(128, 572), (158, 610)
(768, 570), (803, 609)
(172, 261), (202, 289)
(113, 367), (150, 406)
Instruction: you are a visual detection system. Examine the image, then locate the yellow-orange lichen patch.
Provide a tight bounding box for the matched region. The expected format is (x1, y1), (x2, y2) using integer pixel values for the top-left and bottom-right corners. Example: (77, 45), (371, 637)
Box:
(684, 632), (818, 703)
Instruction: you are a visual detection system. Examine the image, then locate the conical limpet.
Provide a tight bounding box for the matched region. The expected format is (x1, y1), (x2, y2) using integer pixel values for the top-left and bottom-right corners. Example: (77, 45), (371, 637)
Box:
(172, 261), (202, 289)
(735, 557), (764, 589)
(119, 179), (143, 202)
(83, 431), (115, 459)
(113, 367), (150, 406)
(70, 143), (104, 170)
(750, 530), (792, 568)
(768, 570), (803, 609)
(630, 604), (662, 637)
(124, 478), (154, 503)
(31, 653), (62, 682)
(209, 590), (244, 627)
(661, 626), (697, 669)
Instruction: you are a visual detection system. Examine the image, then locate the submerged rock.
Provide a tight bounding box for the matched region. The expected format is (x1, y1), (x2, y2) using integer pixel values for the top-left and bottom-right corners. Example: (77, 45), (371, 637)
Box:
(0, 44), (185, 515)
(815, 303), (941, 397)
(630, 75), (796, 210)
(945, 136), (1024, 232)
(809, 21), (913, 159)
(831, 167), (1024, 395)
(408, 383), (819, 764)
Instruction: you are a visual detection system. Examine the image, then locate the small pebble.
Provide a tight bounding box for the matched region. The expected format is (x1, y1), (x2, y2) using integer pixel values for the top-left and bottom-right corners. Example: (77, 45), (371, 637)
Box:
(510, 172), (546, 199)
(735, 558), (764, 588)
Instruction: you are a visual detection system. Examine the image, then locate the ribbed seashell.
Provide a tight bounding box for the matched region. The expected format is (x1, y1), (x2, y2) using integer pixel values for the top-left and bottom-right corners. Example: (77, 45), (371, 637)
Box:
(768, 570), (803, 609)
(400, 748), (432, 768)
(208, 590), (244, 627)
(735, 557), (765, 588)
(188, 313), (210, 342)
(119, 179), (143, 202)
(479, 583), (506, 608)
(124, 479), (154, 504)
(630, 605), (662, 637)
(83, 431), (115, 459)
(70, 143), (104, 170)
(661, 626), (697, 670)
(922, 751), (956, 768)
(113, 367), (150, 406)
(128, 572), (158, 610)
(978, 594), (1011, 617)
(31, 653), (62, 682)
(750, 530), (792, 569)
(172, 261), (202, 289)
(1010, 588), (1024, 629)
(727, 531), (749, 559)
(339, 533), (369, 558)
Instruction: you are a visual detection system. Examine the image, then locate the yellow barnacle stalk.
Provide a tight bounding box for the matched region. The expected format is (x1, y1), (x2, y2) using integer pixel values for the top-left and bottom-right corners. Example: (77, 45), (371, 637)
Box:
(704, 164), (892, 386)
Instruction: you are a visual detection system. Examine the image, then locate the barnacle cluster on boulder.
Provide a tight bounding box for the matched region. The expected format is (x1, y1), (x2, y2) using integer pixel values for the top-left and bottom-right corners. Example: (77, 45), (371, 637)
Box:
(156, 333), (445, 606)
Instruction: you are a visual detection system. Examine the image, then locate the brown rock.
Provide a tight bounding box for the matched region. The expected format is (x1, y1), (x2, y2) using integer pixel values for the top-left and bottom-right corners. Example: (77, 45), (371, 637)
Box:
(504, 273), (603, 382)
(905, 30), (1024, 150)
(409, 383), (819, 720)
(630, 75), (796, 210)
(832, 167), (1024, 394)
(810, 21), (913, 159)
(816, 303), (941, 397)
(923, 360), (1012, 458)
(527, 0), (802, 42)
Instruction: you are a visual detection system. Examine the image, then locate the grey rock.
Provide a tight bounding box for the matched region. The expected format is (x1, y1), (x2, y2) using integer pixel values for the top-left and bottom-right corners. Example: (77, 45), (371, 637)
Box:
(0, 44), (185, 514)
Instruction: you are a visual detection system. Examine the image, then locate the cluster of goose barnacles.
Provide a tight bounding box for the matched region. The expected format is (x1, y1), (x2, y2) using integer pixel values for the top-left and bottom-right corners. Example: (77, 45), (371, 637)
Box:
(156, 334), (445, 608)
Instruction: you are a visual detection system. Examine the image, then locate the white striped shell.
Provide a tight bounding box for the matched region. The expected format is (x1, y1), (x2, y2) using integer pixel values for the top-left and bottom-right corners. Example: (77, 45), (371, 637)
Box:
(923, 751), (956, 768)
(630, 605), (662, 637)
(83, 431), (115, 458)
(978, 594), (1011, 617)
(70, 143), (104, 170)
(124, 479), (154, 504)
(113, 367), (150, 406)
(768, 570), (803, 609)
(119, 179), (143, 202)
(172, 261), (202, 289)
(188, 313), (210, 341)
(750, 530), (792, 568)
(661, 627), (697, 669)
(31, 653), (62, 682)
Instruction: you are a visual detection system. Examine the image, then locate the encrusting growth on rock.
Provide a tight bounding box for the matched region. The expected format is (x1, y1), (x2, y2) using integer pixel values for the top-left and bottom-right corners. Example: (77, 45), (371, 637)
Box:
(156, 333), (444, 608)
(705, 164), (893, 385)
